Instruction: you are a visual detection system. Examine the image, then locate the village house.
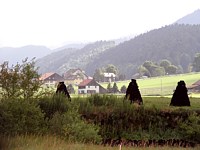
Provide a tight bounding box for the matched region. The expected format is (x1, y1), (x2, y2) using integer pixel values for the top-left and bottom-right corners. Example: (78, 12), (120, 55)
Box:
(103, 72), (116, 82)
(63, 68), (89, 85)
(187, 80), (200, 92)
(78, 79), (107, 94)
(40, 72), (64, 87)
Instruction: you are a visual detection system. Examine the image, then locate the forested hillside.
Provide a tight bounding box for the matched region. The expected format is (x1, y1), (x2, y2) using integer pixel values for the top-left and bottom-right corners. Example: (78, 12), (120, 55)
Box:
(85, 24), (200, 78)
(36, 41), (115, 74)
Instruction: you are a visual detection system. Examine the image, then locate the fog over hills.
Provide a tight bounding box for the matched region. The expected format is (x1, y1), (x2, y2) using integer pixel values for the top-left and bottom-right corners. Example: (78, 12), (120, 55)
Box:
(0, 45), (51, 65)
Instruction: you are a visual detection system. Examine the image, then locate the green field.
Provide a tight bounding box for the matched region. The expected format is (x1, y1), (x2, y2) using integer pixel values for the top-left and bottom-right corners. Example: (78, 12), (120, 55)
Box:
(101, 72), (200, 96)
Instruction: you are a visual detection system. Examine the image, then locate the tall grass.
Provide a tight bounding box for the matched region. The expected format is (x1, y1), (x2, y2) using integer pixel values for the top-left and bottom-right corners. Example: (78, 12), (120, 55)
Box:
(1, 135), (199, 150)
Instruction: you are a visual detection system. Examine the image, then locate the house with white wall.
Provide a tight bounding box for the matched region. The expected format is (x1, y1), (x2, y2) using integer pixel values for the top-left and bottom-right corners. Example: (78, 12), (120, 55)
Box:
(103, 73), (116, 82)
(78, 79), (107, 94)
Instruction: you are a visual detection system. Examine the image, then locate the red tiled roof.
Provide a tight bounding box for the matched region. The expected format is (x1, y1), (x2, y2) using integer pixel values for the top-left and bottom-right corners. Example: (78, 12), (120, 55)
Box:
(39, 72), (54, 80)
(78, 79), (92, 86)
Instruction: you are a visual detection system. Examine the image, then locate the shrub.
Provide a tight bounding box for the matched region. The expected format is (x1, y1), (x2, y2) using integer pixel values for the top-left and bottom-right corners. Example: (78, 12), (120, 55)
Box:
(38, 94), (70, 119)
(49, 111), (101, 144)
(178, 112), (200, 143)
(38, 94), (102, 144)
(0, 98), (45, 135)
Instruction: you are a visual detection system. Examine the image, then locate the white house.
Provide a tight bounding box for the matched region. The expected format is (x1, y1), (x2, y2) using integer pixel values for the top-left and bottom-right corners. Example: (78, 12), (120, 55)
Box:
(103, 72), (116, 82)
(78, 79), (107, 94)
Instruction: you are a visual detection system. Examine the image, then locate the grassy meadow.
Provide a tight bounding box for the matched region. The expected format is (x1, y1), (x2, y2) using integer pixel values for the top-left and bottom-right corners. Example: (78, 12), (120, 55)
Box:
(101, 72), (200, 96)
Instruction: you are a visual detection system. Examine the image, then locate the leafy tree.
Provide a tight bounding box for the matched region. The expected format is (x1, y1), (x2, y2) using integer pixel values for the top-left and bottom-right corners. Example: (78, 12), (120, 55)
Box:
(138, 65), (151, 77)
(0, 58), (42, 99)
(20, 58), (41, 99)
(120, 85), (127, 93)
(143, 61), (154, 72)
(160, 59), (178, 75)
(142, 61), (165, 77)
(192, 53), (200, 72)
(160, 59), (171, 70)
(105, 64), (118, 75)
(166, 65), (177, 75)
(150, 66), (165, 77)
(112, 82), (119, 93)
(0, 62), (21, 98)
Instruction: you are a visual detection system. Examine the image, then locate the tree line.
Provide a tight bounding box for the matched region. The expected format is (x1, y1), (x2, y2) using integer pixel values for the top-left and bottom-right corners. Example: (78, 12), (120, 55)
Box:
(92, 52), (200, 81)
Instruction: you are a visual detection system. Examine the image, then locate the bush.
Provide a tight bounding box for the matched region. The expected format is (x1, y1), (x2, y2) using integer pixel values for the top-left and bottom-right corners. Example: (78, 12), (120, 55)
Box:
(38, 94), (102, 144)
(38, 94), (70, 119)
(178, 112), (200, 143)
(0, 98), (45, 135)
(49, 111), (101, 144)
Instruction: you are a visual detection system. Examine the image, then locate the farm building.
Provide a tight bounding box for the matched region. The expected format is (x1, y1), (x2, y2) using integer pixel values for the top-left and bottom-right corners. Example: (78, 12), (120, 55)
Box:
(63, 68), (89, 85)
(40, 72), (64, 87)
(187, 80), (200, 92)
(103, 72), (116, 82)
(78, 79), (107, 94)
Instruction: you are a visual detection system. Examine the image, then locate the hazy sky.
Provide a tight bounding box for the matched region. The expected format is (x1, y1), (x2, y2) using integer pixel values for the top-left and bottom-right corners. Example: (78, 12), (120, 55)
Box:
(0, 0), (199, 49)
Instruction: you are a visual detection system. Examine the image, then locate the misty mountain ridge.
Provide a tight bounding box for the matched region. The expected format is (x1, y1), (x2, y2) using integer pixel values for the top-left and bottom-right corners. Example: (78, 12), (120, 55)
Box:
(175, 9), (200, 25)
(0, 45), (51, 65)
(36, 41), (116, 74)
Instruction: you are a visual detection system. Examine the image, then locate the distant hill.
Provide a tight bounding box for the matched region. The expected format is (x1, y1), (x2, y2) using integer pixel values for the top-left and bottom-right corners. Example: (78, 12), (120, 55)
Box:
(85, 24), (200, 78)
(0, 45), (51, 65)
(36, 25), (200, 79)
(36, 41), (115, 74)
(175, 9), (200, 25)
(35, 10), (200, 78)
(53, 43), (86, 52)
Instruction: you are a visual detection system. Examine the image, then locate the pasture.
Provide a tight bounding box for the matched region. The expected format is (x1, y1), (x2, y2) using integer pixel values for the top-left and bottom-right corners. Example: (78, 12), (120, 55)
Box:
(100, 72), (200, 96)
